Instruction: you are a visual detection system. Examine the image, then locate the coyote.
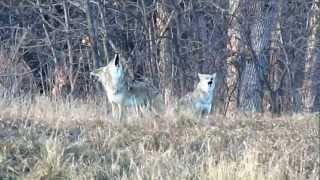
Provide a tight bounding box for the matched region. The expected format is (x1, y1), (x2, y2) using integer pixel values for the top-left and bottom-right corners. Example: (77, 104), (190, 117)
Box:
(177, 73), (217, 118)
(91, 54), (158, 120)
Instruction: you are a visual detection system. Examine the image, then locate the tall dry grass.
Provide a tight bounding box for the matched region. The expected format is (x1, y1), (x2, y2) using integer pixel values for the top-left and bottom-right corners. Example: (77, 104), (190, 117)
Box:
(0, 95), (318, 180)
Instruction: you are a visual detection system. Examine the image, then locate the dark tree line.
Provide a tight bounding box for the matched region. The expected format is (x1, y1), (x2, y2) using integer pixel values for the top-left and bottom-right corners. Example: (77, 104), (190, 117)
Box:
(0, 0), (319, 115)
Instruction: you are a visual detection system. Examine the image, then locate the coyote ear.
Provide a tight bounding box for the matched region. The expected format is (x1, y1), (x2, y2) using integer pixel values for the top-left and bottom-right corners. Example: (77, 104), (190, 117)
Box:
(114, 53), (120, 66)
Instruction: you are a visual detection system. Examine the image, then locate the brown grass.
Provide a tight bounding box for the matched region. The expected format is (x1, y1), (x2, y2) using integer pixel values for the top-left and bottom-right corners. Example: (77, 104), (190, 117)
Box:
(0, 95), (319, 180)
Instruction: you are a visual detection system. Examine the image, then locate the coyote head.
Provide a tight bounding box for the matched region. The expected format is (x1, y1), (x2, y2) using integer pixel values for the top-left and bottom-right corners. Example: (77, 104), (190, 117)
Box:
(90, 53), (125, 86)
(197, 73), (217, 92)
(107, 53), (124, 80)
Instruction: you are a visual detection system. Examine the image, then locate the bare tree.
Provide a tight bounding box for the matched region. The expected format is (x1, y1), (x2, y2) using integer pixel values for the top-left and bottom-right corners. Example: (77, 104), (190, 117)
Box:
(302, 0), (320, 112)
(156, 0), (174, 104)
(97, 0), (110, 63)
(226, 0), (241, 114)
(0, 0), (319, 114)
(85, 0), (102, 68)
(237, 0), (278, 112)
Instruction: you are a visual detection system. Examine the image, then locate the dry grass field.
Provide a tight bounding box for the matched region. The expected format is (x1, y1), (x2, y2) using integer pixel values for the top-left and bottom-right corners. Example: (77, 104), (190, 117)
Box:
(0, 96), (318, 180)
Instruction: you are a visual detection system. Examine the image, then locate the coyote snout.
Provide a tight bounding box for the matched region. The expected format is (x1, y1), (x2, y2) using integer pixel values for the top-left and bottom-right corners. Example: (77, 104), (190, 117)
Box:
(208, 78), (213, 87)
(91, 54), (158, 120)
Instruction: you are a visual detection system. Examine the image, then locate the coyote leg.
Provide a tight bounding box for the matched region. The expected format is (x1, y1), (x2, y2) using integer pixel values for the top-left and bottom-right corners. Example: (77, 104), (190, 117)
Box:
(118, 104), (124, 121)
(137, 106), (144, 118)
(111, 103), (117, 119)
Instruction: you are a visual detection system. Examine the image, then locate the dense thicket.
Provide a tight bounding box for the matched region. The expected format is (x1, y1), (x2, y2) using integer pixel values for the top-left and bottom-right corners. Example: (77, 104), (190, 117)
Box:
(0, 0), (319, 114)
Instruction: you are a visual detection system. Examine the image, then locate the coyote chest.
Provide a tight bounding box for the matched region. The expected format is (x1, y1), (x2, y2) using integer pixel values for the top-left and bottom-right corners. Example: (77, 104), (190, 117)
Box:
(193, 91), (213, 113)
(107, 88), (147, 107)
(107, 91), (125, 104)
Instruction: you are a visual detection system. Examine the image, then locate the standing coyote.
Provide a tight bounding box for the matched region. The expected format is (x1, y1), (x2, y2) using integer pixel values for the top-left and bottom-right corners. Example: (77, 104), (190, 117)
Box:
(91, 54), (158, 120)
(177, 73), (217, 118)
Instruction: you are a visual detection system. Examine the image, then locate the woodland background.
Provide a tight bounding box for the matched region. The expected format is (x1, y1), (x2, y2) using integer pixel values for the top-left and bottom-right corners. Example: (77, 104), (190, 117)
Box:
(0, 1), (319, 179)
(0, 0), (319, 115)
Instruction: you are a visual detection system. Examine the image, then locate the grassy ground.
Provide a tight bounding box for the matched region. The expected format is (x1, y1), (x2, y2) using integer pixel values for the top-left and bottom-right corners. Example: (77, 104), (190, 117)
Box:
(0, 96), (319, 180)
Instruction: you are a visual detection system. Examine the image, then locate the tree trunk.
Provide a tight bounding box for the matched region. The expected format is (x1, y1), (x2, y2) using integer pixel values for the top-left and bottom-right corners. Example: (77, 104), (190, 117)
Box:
(302, 0), (320, 112)
(156, 0), (173, 104)
(269, 17), (282, 115)
(226, 0), (241, 114)
(238, 57), (262, 112)
(196, 11), (207, 73)
(237, 0), (278, 112)
(98, 0), (110, 63)
(62, 0), (75, 93)
(172, 8), (185, 96)
(85, 0), (102, 68)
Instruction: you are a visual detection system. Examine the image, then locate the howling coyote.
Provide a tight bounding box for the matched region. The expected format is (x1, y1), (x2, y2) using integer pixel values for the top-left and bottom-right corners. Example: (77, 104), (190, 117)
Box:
(91, 54), (158, 120)
(177, 73), (217, 118)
